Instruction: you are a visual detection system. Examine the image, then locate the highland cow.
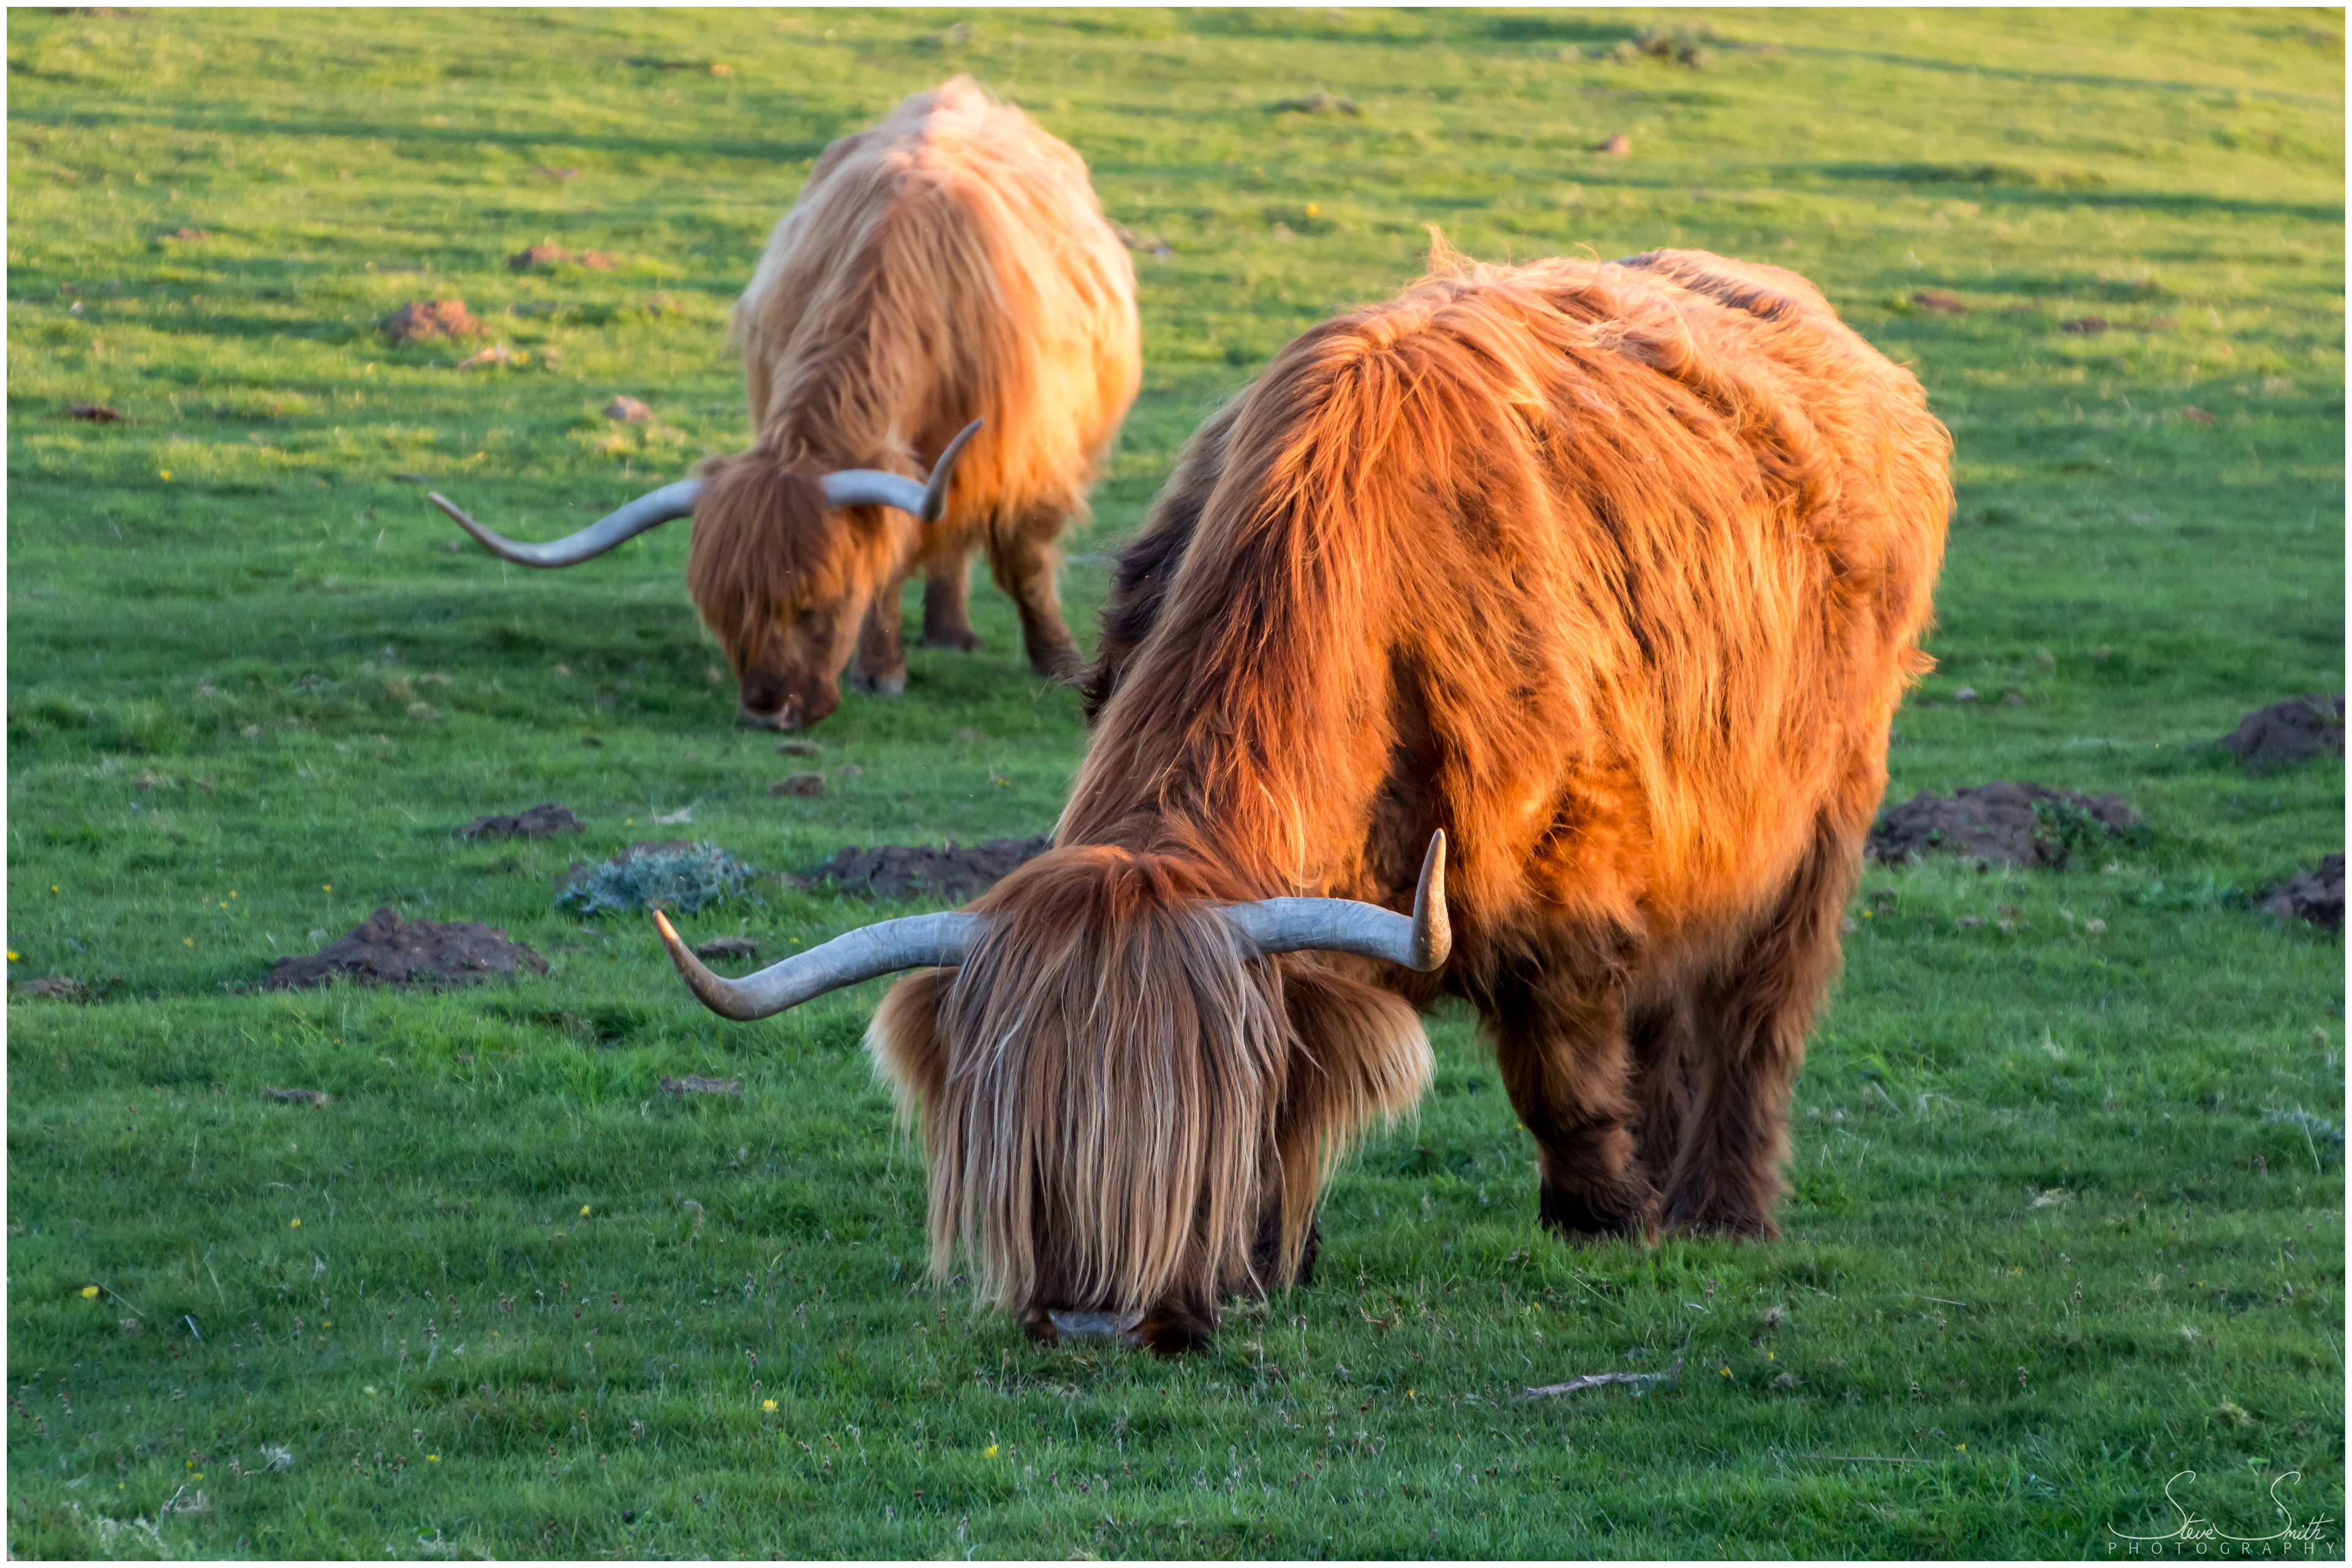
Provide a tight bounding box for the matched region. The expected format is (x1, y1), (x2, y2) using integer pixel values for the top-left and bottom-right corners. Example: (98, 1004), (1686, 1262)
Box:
(656, 246), (1952, 1351)
(434, 77), (1141, 728)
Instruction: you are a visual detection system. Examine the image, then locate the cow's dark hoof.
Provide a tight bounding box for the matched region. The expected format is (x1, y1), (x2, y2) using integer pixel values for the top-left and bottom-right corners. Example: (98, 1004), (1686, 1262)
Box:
(1134, 1298), (1218, 1355)
(1538, 1177), (1657, 1242)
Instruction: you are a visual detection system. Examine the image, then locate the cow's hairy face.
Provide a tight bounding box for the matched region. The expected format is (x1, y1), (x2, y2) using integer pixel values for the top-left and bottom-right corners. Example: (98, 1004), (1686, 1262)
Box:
(685, 452), (909, 730)
(725, 590), (866, 731)
(864, 846), (1433, 1352)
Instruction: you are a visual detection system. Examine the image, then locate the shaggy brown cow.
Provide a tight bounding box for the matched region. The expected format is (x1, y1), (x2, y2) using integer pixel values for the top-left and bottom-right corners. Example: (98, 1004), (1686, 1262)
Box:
(656, 246), (1951, 1351)
(433, 77), (1140, 728)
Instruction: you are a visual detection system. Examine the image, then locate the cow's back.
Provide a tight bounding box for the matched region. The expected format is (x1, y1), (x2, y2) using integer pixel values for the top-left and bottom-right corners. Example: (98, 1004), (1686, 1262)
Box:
(1071, 249), (1949, 973)
(732, 77), (1140, 518)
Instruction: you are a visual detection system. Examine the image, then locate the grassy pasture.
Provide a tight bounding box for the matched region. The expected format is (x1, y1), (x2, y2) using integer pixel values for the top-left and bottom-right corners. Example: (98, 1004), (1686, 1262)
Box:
(6, 7), (2344, 1558)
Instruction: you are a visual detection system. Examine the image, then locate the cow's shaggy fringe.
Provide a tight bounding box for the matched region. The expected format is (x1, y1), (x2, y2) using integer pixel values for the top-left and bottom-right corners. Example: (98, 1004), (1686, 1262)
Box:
(870, 845), (1428, 1344)
(878, 244), (1949, 1346)
(690, 77), (1139, 717)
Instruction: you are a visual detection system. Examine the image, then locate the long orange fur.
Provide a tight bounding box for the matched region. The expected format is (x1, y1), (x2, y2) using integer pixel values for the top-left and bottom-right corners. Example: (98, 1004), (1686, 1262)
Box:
(871, 245), (1951, 1348)
(690, 77), (1140, 725)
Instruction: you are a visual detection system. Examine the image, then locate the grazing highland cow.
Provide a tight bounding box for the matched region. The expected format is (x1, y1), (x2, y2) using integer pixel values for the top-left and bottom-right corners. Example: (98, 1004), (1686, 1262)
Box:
(658, 247), (1951, 1351)
(434, 77), (1141, 728)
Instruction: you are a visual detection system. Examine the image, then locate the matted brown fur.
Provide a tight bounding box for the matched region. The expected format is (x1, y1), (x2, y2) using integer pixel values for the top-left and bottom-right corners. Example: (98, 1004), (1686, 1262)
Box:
(690, 77), (1140, 728)
(872, 245), (1951, 1348)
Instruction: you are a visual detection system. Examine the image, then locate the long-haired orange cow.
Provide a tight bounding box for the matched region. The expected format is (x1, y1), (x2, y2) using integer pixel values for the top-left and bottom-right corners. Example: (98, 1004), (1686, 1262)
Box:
(434, 77), (1140, 728)
(657, 247), (1951, 1350)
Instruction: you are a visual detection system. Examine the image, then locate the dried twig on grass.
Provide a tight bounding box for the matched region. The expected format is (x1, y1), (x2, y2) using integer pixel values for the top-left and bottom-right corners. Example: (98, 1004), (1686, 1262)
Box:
(660, 1076), (740, 1097)
(1518, 1353), (1682, 1400)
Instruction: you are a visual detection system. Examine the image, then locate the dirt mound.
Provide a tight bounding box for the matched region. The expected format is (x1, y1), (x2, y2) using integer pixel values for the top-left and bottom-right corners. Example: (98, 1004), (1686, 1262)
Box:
(262, 908), (548, 990)
(381, 300), (484, 344)
(461, 803), (584, 839)
(2215, 695), (2344, 774)
(2263, 854), (2343, 930)
(1866, 782), (2145, 869)
(801, 835), (1054, 903)
(508, 243), (615, 271)
(12, 976), (88, 1001)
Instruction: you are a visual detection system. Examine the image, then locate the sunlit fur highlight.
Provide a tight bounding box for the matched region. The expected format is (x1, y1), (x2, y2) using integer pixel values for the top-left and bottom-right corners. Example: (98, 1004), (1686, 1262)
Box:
(873, 245), (1950, 1346)
(690, 77), (1140, 718)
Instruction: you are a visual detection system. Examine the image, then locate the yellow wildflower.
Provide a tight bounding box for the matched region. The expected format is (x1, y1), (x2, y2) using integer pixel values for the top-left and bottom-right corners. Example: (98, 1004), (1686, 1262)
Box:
(290, 1218), (301, 1227)
(580, 1205), (591, 1216)
(984, 1444), (1000, 1458)
(81, 1285), (99, 1298)
(763, 1399), (778, 1412)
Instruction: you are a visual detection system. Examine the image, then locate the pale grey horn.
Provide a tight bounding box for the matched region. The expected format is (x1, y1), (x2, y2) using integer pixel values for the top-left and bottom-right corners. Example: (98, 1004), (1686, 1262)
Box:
(654, 907), (981, 1022)
(431, 418), (982, 568)
(817, 417), (983, 523)
(1215, 830), (1452, 971)
(429, 480), (704, 568)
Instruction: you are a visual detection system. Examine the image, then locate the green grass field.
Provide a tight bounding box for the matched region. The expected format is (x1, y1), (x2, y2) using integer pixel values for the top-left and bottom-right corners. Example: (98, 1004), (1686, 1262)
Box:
(6, 7), (2343, 1558)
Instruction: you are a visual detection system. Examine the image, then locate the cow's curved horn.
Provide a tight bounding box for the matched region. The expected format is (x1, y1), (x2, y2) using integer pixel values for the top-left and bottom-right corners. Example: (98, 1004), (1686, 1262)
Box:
(1215, 831), (1451, 971)
(430, 480), (705, 568)
(816, 417), (982, 524)
(654, 907), (982, 1022)
(429, 418), (982, 568)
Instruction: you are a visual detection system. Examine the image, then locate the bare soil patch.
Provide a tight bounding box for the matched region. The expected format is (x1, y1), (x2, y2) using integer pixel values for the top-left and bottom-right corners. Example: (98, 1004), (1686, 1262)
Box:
(261, 1087), (335, 1106)
(799, 834), (1053, 903)
(381, 300), (484, 344)
(692, 936), (758, 960)
(2263, 854), (2343, 930)
(262, 907), (548, 990)
(12, 976), (88, 1001)
(508, 243), (614, 271)
(461, 803), (584, 840)
(2215, 694), (2343, 774)
(1867, 782), (2145, 869)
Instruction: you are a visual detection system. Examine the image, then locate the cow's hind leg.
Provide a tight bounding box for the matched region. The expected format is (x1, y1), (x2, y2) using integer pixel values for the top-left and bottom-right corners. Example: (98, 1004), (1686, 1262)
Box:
(921, 546), (984, 652)
(986, 512), (1082, 681)
(1491, 977), (1657, 1240)
(1659, 820), (1860, 1239)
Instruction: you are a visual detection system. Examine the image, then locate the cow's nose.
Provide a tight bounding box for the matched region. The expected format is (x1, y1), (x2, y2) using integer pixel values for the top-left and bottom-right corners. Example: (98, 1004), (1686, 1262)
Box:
(737, 695), (800, 731)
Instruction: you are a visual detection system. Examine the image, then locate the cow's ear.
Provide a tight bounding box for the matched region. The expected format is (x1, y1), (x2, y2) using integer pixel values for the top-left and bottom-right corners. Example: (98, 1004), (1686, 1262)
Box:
(1268, 961), (1433, 1279)
(867, 968), (956, 1134)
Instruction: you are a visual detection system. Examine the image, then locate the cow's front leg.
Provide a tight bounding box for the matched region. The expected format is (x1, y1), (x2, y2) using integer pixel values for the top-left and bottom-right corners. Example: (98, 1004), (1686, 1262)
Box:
(848, 570), (909, 695)
(1490, 978), (1658, 1241)
(986, 514), (1082, 682)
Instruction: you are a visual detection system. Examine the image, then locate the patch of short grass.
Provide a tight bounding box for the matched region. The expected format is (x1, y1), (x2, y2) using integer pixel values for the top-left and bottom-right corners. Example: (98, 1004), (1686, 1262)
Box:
(7, 7), (2342, 1558)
